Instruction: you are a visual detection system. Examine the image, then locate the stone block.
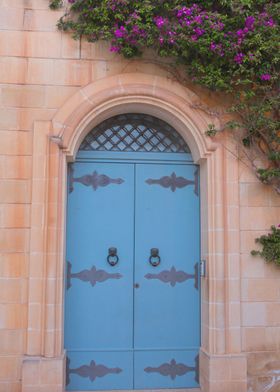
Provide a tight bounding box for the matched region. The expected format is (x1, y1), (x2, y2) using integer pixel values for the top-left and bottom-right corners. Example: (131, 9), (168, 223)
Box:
(24, 31), (62, 58)
(61, 33), (81, 59)
(247, 352), (280, 392)
(0, 180), (31, 203)
(0, 228), (30, 252)
(0, 204), (30, 228)
(0, 156), (32, 179)
(0, 0), (50, 9)
(0, 330), (26, 355)
(23, 9), (63, 32)
(0, 381), (21, 392)
(0, 356), (21, 381)
(240, 182), (270, 207)
(0, 303), (27, 329)
(0, 278), (27, 303)
(241, 302), (267, 327)
(0, 31), (25, 57)
(242, 278), (280, 302)
(0, 57), (27, 84)
(242, 327), (280, 352)
(0, 6), (24, 30)
(1, 85), (46, 108)
(0, 131), (32, 155)
(45, 86), (78, 108)
(240, 206), (280, 230)
(0, 253), (28, 278)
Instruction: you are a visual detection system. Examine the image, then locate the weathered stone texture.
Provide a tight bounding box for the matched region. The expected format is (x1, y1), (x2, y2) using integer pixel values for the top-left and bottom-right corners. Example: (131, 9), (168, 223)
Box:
(0, 1), (279, 391)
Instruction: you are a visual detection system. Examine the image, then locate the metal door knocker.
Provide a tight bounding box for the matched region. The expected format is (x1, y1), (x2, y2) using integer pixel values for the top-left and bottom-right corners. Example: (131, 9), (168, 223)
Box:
(107, 247), (119, 266)
(149, 248), (161, 267)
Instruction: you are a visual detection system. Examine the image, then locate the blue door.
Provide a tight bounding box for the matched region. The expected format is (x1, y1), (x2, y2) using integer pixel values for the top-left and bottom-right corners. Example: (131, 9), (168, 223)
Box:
(65, 113), (200, 391)
(134, 164), (200, 389)
(65, 162), (135, 390)
(65, 160), (200, 390)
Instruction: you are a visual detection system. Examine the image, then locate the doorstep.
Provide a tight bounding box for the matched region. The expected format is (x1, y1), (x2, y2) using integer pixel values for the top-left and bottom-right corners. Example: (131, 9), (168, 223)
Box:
(70, 390), (201, 392)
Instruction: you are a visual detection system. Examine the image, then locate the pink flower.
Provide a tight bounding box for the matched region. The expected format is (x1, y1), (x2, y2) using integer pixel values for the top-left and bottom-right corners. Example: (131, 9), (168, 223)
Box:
(265, 18), (276, 27)
(110, 46), (120, 52)
(114, 26), (126, 38)
(131, 12), (139, 19)
(234, 53), (245, 64)
(260, 73), (271, 81)
(236, 29), (245, 38)
(177, 7), (193, 17)
(210, 42), (216, 51)
(154, 16), (167, 28)
(194, 27), (205, 37)
(193, 15), (203, 24)
(245, 16), (255, 30)
(132, 25), (140, 34)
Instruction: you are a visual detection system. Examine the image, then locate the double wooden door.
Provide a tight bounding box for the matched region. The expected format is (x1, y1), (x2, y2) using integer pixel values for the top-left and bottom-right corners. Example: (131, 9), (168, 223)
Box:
(65, 158), (200, 391)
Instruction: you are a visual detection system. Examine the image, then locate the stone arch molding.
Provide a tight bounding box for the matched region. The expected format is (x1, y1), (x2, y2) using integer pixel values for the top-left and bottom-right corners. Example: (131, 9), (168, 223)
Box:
(23, 72), (246, 392)
(51, 73), (219, 161)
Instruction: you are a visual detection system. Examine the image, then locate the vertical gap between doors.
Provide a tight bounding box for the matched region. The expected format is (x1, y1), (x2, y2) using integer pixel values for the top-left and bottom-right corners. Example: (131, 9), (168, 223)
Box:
(132, 163), (136, 389)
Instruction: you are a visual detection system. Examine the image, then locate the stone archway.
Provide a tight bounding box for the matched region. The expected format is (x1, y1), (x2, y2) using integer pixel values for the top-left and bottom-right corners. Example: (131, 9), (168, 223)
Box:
(22, 73), (247, 392)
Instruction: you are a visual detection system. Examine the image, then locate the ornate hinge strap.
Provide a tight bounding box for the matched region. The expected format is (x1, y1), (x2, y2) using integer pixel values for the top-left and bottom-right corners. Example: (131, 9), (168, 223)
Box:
(145, 263), (199, 290)
(66, 261), (122, 289)
(66, 356), (122, 386)
(146, 169), (199, 195)
(144, 355), (199, 381)
(69, 165), (124, 193)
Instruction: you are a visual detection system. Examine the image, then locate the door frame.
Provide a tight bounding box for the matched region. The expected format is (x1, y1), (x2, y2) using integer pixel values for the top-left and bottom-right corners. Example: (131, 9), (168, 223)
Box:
(22, 73), (247, 392)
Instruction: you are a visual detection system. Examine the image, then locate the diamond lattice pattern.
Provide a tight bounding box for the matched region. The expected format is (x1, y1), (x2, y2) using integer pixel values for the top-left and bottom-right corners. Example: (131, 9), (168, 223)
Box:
(79, 114), (190, 153)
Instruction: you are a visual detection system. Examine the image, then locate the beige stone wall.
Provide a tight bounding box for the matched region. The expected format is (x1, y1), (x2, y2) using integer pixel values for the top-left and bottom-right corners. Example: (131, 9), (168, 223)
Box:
(0, 1), (279, 392)
(239, 164), (280, 391)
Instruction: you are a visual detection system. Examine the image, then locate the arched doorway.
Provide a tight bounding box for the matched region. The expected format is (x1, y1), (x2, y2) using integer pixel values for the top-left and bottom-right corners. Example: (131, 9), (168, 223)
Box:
(64, 113), (200, 390)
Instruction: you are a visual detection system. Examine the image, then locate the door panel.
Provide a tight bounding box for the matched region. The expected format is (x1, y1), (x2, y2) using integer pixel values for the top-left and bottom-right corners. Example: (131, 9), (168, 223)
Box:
(65, 162), (134, 390)
(65, 161), (200, 390)
(134, 164), (200, 388)
(66, 351), (133, 391)
(134, 350), (198, 389)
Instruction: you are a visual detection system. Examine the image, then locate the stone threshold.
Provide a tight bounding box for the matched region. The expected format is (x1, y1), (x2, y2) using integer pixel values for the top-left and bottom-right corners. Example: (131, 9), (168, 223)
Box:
(70, 389), (201, 392)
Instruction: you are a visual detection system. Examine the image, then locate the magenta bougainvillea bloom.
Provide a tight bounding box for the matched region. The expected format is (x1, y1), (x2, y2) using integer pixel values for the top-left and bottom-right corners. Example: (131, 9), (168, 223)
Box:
(154, 16), (168, 28)
(110, 46), (120, 52)
(114, 26), (126, 38)
(260, 73), (271, 81)
(245, 16), (255, 30)
(51, 0), (279, 193)
(265, 18), (276, 27)
(234, 53), (245, 64)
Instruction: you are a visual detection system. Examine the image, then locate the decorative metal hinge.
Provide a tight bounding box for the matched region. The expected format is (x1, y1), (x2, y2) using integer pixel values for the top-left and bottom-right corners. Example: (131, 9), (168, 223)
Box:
(200, 260), (206, 277)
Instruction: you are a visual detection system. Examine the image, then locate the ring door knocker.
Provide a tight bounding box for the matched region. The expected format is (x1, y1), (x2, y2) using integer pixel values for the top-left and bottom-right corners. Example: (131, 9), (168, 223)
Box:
(107, 247), (119, 266)
(149, 248), (161, 267)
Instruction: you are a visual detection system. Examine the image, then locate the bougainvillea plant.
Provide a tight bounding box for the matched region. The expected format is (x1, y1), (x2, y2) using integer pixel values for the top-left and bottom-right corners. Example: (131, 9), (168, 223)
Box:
(251, 225), (280, 266)
(50, 0), (280, 193)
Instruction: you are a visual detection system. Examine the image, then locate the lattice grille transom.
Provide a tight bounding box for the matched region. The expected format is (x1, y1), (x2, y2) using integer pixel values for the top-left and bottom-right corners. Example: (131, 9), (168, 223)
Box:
(79, 114), (190, 153)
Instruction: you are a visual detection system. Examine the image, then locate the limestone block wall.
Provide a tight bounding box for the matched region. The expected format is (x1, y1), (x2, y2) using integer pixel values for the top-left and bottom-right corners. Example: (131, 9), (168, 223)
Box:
(0, 1), (279, 392)
(239, 164), (280, 391)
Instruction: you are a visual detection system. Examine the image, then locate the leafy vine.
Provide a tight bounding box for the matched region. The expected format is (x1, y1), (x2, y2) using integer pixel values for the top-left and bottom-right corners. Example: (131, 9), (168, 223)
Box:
(251, 225), (280, 266)
(50, 0), (279, 193)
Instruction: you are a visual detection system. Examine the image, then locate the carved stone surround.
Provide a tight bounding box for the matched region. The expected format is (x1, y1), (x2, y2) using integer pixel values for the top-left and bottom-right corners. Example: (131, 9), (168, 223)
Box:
(22, 73), (247, 392)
